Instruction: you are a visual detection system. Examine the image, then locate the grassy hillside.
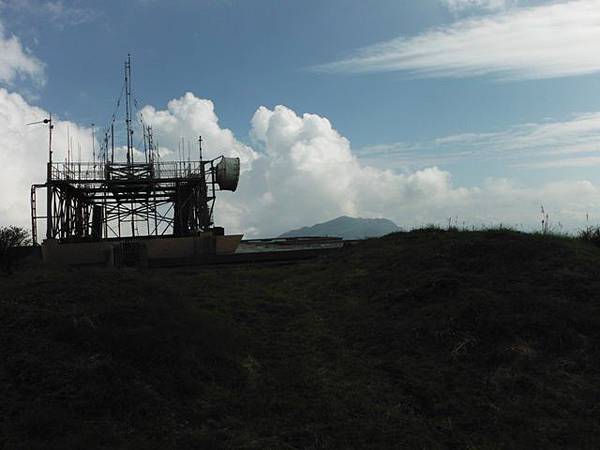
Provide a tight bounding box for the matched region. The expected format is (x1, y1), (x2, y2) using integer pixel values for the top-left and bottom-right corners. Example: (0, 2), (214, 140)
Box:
(1, 229), (599, 449)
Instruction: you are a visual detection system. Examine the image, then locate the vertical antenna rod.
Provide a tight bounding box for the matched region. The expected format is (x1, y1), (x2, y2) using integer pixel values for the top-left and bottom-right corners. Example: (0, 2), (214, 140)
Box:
(91, 122), (95, 169)
(125, 54), (133, 164)
(147, 126), (154, 163)
(46, 114), (53, 239)
(199, 135), (205, 185)
(103, 131), (108, 164)
(198, 135), (203, 161)
(143, 126), (148, 163)
(111, 122), (115, 163)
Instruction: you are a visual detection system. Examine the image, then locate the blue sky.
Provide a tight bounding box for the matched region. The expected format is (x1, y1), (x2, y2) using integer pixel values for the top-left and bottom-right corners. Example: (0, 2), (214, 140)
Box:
(8, 0), (594, 142)
(3, 0), (600, 236)
(8, 0), (459, 141)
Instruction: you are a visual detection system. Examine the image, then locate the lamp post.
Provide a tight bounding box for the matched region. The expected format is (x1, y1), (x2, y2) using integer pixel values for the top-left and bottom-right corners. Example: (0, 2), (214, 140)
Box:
(27, 114), (54, 239)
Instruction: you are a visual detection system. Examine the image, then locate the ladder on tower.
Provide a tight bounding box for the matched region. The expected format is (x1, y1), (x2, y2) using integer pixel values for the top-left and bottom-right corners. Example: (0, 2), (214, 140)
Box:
(30, 184), (46, 245)
(31, 186), (37, 245)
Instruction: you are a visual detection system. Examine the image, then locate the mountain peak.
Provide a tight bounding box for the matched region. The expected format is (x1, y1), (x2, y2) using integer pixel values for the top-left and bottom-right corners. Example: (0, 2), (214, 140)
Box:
(279, 216), (400, 240)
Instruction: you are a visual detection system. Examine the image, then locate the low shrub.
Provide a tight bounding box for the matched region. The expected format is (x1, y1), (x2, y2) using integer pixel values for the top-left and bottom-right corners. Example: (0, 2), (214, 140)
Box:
(0, 226), (31, 274)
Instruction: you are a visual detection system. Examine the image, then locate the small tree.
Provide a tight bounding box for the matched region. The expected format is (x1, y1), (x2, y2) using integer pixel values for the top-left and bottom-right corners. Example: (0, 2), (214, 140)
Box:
(0, 226), (31, 274)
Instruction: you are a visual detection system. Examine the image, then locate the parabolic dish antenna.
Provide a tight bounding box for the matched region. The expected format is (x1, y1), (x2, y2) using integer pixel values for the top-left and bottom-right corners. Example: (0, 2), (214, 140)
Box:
(216, 157), (240, 191)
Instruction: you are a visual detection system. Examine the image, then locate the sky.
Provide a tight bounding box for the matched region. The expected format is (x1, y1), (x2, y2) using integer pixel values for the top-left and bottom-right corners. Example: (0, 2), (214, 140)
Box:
(2, 0), (600, 237)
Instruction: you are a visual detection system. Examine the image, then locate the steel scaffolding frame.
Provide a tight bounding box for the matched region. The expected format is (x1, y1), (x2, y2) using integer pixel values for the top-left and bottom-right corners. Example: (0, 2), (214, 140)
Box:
(31, 159), (222, 244)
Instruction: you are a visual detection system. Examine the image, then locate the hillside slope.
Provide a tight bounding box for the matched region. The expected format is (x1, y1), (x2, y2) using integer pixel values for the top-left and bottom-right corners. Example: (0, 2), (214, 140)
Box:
(1, 229), (600, 449)
(279, 215), (400, 239)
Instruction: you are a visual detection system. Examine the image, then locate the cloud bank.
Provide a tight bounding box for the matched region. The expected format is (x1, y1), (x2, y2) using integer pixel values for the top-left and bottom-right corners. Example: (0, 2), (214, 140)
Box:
(315, 0), (600, 80)
(2, 90), (600, 237)
(143, 95), (600, 236)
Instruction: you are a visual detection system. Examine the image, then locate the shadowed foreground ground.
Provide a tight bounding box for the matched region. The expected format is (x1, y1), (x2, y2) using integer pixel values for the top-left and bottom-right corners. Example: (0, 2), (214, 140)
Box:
(1, 229), (599, 449)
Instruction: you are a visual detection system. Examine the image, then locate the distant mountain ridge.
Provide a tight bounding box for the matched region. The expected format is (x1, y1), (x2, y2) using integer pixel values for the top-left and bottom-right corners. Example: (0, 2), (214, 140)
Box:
(279, 216), (400, 240)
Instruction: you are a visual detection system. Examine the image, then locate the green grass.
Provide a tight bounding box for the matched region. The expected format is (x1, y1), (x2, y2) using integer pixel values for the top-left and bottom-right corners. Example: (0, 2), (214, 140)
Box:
(1, 229), (600, 449)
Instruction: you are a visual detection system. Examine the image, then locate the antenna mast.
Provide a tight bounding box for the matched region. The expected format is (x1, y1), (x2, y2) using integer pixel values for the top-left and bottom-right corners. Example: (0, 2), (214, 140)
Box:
(125, 54), (133, 164)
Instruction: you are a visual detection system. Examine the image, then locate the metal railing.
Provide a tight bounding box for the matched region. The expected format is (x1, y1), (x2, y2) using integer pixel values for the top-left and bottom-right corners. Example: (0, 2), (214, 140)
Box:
(49, 160), (209, 182)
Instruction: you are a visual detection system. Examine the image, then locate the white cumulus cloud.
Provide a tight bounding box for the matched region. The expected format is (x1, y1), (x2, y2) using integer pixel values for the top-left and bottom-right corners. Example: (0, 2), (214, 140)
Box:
(140, 92), (257, 166)
(221, 105), (471, 237)
(0, 88), (92, 227)
(315, 0), (600, 81)
(215, 104), (600, 236)
(0, 20), (44, 85)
